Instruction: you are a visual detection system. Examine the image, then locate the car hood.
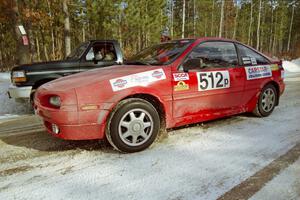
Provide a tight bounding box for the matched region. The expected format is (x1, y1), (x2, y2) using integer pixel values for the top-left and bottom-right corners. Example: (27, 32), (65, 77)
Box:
(12, 60), (78, 72)
(41, 65), (164, 92)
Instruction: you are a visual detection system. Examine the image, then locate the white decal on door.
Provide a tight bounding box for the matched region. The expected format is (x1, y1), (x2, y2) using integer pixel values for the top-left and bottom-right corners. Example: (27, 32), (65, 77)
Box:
(245, 65), (272, 80)
(197, 71), (230, 91)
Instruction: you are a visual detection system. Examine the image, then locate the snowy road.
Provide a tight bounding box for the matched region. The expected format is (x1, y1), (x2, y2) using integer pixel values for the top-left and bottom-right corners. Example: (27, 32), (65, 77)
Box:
(0, 75), (300, 200)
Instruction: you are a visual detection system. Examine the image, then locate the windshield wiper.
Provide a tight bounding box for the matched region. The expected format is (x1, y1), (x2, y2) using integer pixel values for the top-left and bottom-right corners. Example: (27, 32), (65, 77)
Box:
(125, 60), (152, 66)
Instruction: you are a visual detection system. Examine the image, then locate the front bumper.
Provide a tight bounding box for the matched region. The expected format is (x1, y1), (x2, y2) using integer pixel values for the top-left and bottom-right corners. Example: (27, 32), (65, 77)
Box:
(36, 102), (110, 140)
(43, 120), (105, 140)
(8, 85), (32, 99)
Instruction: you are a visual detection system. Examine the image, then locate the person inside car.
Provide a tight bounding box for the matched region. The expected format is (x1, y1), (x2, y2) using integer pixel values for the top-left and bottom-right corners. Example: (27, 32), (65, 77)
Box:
(95, 50), (103, 60)
(103, 46), (116, 61)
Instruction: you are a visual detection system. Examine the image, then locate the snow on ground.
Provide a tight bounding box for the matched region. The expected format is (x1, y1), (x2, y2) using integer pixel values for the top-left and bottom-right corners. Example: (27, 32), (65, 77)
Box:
(0, 73), (31, 116)
(283, 58), (300, 73)
(0, 74), (300, 200)
(250, 158), (300, 200)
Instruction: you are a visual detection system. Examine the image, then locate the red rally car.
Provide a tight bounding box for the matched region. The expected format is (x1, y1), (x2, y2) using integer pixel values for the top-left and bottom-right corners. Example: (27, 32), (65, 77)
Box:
(35, 38), (285, 153)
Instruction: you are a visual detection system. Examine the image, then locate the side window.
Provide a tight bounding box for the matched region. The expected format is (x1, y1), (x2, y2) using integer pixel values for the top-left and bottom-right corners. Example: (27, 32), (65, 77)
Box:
(85, 47), (95, 61)
(236, 44), (269, 65)
(85, 43), (117, 61)
(182, 41), (238, 71)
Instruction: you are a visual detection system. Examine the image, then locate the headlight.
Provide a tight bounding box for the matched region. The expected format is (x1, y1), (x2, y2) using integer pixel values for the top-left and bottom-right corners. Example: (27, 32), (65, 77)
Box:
(49, 96), (61, 107)
(12, 71), (26, 82)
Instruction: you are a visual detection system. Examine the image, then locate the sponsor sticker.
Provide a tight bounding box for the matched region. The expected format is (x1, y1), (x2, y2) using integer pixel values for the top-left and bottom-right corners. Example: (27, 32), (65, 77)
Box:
(242, 57), (251, 65)
(245, 65), (272, 80)
(152, 70), (164, 79)
(174, 81), (189, 91)
(110, 68), (166, 91)
(271, 64), (279, 71)
(113, 79), (127, 89)
(173, 73), (189, 81)
(250, 57), (257, 65)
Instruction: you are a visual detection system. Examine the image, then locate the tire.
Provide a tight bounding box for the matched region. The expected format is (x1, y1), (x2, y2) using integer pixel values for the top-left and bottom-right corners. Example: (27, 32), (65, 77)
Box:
(253, 84), (277, 117)
(106, 98), (160, 153)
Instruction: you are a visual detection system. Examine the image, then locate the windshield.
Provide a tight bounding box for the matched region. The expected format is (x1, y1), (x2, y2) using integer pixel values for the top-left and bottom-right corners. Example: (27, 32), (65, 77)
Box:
(66, 42), (89, 60)
(127, 40), (194, 65)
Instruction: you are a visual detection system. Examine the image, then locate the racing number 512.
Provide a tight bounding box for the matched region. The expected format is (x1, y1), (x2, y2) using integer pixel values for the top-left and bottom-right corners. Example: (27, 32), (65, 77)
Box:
(197, 71), (230, 91)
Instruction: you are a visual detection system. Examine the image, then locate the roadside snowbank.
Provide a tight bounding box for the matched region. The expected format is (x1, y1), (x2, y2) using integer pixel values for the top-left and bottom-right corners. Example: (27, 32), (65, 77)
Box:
(0, 81), (30, 116)
(0, 72), (31, 116)
(0, 72), (10, 83)
(283, 58), (300, 73)
(292, 58), (300, 66)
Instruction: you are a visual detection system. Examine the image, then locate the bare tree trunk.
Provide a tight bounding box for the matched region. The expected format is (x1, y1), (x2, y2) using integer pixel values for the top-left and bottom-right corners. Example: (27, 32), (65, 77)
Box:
(63, 0), (71, 57)
(256, 0), (262, 50)
(12, 0), (30, 65)
(269, 7), (274, 53)
(40, 29), (49, 61)
(35, 36), (40, 62)
(279, 12), (284, 53)
(210, 0), (214, 36)
(260, 1), (265, 52)
(193, 0), (196, 37)
(248, 0), (253, 45)
(182, 0), (186, 38)
(43, 44), (49, 61)
(205, 17), (208, 37)
(233, 2), (239, 40)
(219, 0), (225, 37)
(170, 0), (174, 37)
(51, 29), (55, 59)
(82, 27), (86, 42)
(272, 12), (277, 55)
(287, 5), (295, 52)
(27, 25), (37, 62)
(46, 0), (55, 59)
(81, 9), (86, 42)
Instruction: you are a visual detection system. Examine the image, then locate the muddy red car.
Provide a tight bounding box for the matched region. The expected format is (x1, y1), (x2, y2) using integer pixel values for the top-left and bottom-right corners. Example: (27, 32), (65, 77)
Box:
(35, 38), (285, 153)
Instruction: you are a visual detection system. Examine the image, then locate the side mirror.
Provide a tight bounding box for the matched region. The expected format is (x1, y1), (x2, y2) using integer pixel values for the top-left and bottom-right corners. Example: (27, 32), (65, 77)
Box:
(182, 58), (203, 72)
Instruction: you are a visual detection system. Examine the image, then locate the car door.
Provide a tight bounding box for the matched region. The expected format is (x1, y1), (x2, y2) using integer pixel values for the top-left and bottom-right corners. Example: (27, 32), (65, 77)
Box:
(235, 43), (272, 104)
(79, 42), (117, 72)
(172, 41), (245, 119)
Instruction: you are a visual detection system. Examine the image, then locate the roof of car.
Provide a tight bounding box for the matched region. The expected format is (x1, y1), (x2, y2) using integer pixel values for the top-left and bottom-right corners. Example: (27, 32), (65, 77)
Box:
(172, 37), (236, 42)
(88, 39), (118, 43)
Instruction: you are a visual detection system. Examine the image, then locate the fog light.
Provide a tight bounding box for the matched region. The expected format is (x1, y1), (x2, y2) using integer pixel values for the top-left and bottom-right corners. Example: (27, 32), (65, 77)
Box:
(52, 124), (60, 134)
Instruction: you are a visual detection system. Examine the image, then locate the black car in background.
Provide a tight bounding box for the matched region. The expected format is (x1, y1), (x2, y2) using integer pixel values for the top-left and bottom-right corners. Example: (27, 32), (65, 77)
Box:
(8, 40), (123, 104)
